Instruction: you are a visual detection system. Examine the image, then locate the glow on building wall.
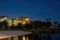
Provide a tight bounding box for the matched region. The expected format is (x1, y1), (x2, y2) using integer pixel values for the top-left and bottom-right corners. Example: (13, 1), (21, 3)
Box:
(12, 16), (30, 26)
(13, 20), (19, 26)
(17, 16), (30, 25)
(0, 16), (9, 22)
(22, 21), (26, 25)
(7, 19), (12, 27)
(25, 18), (30, 23)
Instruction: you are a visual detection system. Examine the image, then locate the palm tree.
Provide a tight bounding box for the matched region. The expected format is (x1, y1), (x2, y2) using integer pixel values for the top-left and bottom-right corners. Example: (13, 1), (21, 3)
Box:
(33, 20), (42, 29)
(25, 23), (31, 30)
(45, 18), (52, 29)
(54, 21), (58, 28)
(58, 23), (60, 28)
(54, 21), (58, 24)
(17, 23), (23, 30)
(48, 18), (51, 21)
(45, 18), (51, 22)
(3, 20), (8, 29)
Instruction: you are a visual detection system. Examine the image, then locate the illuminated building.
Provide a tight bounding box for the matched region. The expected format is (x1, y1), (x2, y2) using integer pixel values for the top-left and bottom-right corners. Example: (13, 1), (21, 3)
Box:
(0, 16), (8, 22)
(13, 16), (30, 26)
(0, 16), (30, 26)
(13, 19), (19, 26)
(17, 16), (30, 25)
(0, 16), (12, 27)
(7, 19), (12, 27)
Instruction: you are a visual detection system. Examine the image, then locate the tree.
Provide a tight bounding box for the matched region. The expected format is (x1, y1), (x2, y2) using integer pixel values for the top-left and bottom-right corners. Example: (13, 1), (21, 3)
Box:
(25, 23), (31, 30)
(3, 20), (8, 29)
(31, 21), (36, 29)
(44, 20), (52, 29)
(45, 18), (51, 22)
(54, 21), (58, 24)
(54, 21), (58, 28)
(58, 23), (60, 28)
(17, 23), (23, 30)
(0, 22), (3, 29)
(31, 20), (42, 29)
(41, 21), (47, 29)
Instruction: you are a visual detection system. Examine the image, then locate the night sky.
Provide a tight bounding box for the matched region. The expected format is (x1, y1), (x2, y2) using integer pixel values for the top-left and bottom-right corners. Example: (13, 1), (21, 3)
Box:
(0, 0), (60, 22)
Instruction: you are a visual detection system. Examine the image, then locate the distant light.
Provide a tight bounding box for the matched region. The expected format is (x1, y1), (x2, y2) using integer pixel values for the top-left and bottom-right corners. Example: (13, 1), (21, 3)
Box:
(13, 20), (18, 26)
(49, 26), (54, 29)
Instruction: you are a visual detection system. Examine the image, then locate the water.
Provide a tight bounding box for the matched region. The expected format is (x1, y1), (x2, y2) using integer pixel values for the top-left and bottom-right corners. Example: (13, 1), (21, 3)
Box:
(50, 33), (60, 40)
(40, 33), (60, 40)
(28, 33), (60, 40)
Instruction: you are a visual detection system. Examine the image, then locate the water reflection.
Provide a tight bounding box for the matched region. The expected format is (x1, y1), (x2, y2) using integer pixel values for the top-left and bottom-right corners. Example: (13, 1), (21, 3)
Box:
(50, 33), (60, 40)
(28, 33), (60, 40)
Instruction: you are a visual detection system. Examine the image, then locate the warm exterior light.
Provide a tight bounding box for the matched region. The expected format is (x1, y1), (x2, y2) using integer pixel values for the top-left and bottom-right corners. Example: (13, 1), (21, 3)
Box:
(22, 21), (26, 25)
(25, 18), (29, 21)
(3, 17), (7, 20)
(18, 21), (22, 23)
(7, 20), (12, 26)
(0, 19), (4, 22)
(13, 20), (19, 26)
(49, 26), (54, 29)
(15, 16), (30, 25)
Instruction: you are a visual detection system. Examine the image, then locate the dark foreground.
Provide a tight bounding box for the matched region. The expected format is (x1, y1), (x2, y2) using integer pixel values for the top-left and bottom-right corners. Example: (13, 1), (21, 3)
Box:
(0, 28), (60, 40)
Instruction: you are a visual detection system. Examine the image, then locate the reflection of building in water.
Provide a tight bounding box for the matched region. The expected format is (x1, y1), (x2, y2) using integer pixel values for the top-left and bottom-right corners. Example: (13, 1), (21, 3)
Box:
(13, 16), (30, 26)
(0, 31), (31, 40)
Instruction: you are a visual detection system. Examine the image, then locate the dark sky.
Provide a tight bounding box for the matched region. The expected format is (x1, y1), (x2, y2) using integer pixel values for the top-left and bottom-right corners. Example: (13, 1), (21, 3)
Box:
(0, 0), (60, 22)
